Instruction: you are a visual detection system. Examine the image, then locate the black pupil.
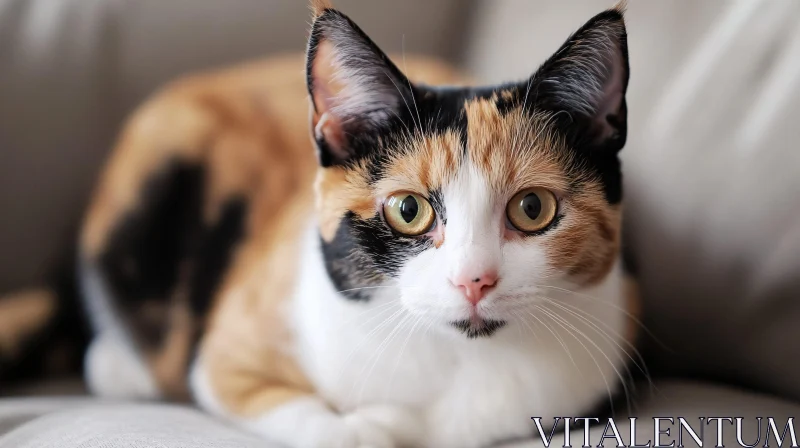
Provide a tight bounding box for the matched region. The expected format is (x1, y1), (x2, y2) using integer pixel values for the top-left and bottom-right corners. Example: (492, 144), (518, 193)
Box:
(521, 193), (542, 220)
(399, 196), (419, 223)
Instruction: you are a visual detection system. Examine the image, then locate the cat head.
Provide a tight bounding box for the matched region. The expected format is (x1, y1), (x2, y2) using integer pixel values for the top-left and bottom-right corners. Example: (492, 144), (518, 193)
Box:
(306, 1), (629, 338)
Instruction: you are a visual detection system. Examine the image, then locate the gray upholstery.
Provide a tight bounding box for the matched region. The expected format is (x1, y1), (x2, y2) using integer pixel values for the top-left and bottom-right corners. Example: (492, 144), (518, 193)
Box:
(0, 400), (264, 447)
(2, 382), (799, 447)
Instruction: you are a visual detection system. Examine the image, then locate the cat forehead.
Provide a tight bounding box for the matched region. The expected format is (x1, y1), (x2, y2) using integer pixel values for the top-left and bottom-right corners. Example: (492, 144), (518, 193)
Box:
(370, 89), (573, 198)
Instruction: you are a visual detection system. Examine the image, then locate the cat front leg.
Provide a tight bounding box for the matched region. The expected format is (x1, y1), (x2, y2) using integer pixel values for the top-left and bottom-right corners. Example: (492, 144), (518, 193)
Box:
(244, 401), (426, 448)
(190, 339), (423, 448)
(346, 404), (427, 447)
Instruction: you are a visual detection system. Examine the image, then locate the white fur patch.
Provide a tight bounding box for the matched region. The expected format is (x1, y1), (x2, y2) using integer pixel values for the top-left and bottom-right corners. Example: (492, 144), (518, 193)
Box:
(85, 334), (160, 400)
(188, 356), (226, 418)
(80, 254), (160, 400)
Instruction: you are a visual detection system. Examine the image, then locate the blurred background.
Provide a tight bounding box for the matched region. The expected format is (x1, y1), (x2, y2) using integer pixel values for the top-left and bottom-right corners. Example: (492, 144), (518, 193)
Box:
(1, 0), (799, 406)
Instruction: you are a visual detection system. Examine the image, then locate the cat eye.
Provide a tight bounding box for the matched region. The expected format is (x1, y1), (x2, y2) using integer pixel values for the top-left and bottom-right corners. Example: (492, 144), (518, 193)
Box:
(506, 187), (558, 233)
(383, 192), (436, 236)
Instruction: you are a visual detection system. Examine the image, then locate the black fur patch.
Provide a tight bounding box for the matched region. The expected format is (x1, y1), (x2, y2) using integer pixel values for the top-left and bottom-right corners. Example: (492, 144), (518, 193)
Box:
(321, 212), (432, 301)
(320, 214), (380, 301)
(97, 160), (246, 348)
(0, 243), (90, 387)
(100, 161), (204, 311)
(450, 318), (507, 339)
(187, 198), (247, 316)
(428, 189), (447, 226)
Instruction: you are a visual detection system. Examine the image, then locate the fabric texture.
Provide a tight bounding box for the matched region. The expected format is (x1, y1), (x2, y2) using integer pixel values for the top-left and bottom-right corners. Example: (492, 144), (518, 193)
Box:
(2, 382), (800, 447)
(0, 398), (98, 437)
(0, 402), (267, 448)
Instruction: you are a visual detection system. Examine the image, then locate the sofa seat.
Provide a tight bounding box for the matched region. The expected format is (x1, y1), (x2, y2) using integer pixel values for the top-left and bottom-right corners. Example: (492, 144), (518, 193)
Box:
(1, 381), (798, 448)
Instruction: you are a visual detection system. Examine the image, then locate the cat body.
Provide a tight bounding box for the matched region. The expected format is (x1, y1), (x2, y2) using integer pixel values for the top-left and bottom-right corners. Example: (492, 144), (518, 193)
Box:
(73, 1), (638, 447)
(188, 221), (630, 448)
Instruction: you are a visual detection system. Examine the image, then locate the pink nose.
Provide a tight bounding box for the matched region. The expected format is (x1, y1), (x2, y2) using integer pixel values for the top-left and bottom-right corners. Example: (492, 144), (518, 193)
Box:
(451, 271), (498, 305)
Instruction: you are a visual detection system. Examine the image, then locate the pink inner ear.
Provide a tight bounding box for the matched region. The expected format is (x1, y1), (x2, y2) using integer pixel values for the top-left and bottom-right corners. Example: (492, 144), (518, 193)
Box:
(310, 40), (341, 116)
(593, 51), (625, 142)
(310, 40), (350, 159)
(314, 112), (349, 160)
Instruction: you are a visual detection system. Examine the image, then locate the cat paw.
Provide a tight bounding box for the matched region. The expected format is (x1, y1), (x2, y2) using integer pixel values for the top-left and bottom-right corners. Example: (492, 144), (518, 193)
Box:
(235, 398), (420, 448)
(346, 405), (425, 448)
(84, 334), (160, 399)
(311, 405), (422, 448)
(301, 414), (393, 448)
(252, 400), (397, 448)
(343, 412), (396, 448)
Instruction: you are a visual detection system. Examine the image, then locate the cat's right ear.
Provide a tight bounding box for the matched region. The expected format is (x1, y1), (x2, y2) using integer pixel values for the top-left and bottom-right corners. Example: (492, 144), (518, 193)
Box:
(306, 1), (414, 167)
(527, 3), (629, 154)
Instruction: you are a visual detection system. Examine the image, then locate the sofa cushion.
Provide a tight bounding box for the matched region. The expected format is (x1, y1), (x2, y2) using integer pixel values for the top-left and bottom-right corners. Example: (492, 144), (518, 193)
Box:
(0, 398), (97, 437)
(1, 382), (799, 448)
(0, 401), (267, 447)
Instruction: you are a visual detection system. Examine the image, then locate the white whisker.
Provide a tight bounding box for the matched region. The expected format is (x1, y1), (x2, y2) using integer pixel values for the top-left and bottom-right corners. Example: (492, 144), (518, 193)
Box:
(538, 284), (670, 351)
(335, 306), (405, 390)
(355, 311), (412, 403)
(387, 313), (426, 388)
(536, 305), (630, 413)
(524, 309), (577, 368)
(540, 296), (653, 388)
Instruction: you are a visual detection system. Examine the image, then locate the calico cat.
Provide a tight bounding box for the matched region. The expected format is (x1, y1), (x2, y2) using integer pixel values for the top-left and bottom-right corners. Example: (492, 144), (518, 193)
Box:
(4, 0), (640, 446)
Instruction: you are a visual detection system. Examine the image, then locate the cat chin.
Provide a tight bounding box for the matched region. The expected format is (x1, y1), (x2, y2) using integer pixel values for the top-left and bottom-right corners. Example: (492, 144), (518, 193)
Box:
(449, 318), (507, 339)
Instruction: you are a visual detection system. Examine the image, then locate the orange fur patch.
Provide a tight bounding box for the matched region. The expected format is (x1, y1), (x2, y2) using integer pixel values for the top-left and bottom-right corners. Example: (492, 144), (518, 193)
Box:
(311, 0), (335, 19)
(201, 197), (314, 416)
(81, 55), (319, 259)
(547, 197), (621, 286)
(464, 98), (570, 195)
(374, 130), (463, 199)
(147, 291), (196, 401)
(0, 289), (55, 356)
(315, 165), (374, 242)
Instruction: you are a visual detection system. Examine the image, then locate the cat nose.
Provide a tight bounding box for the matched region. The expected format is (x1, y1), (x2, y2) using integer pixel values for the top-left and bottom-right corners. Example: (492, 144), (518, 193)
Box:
(451, 271), (498, 305)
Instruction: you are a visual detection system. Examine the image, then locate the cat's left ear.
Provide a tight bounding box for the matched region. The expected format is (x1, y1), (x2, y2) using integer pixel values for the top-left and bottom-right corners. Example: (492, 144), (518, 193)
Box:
(306, 2), (414, 166)
(528, 4), (629, 153)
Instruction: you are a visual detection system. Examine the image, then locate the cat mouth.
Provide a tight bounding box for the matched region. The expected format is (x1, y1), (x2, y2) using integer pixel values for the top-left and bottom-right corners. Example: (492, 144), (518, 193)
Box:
(450, 318), (506, 339)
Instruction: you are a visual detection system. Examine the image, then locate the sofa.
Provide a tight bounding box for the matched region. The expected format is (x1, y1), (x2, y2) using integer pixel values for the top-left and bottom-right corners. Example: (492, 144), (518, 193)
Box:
(2, 1), (800, 446)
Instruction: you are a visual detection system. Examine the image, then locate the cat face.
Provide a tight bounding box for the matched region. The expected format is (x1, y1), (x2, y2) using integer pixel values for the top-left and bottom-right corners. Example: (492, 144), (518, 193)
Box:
(307, 5), (629, 338)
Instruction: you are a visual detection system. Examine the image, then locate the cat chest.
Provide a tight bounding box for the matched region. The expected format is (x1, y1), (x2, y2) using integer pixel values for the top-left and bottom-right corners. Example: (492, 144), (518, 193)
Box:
(289, 295), (548, 415)
(291, 297), (455, 410)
